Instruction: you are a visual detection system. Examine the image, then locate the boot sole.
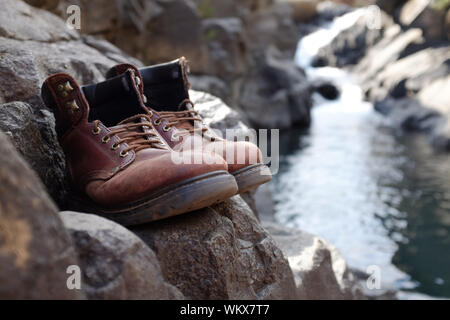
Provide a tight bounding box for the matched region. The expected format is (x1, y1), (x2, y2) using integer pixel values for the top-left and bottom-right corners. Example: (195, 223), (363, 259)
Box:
(232, 164), (272, 194)
(68, 170), (237, 226)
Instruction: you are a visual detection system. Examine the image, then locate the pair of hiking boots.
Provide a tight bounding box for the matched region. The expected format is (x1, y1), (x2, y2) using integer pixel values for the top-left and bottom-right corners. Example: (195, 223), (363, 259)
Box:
(41, 57), (271, 226)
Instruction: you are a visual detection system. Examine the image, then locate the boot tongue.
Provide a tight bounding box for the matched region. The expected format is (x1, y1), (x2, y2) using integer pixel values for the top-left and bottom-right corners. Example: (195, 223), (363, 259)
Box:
(82, 69), (147, 127)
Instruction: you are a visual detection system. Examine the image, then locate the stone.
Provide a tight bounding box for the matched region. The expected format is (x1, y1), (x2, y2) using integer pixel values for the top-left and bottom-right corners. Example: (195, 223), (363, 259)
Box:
(132, 196), (298, 300)
(313, 80), (340, 100)
(190, 89), (252, 138)
(0, 132), (82, 299)
(313, 8), (391, 67)
(59, 211), (184, 300)
(368, 46), (450, 102)
(356, 27), (424, 87)
(278, 0), (319, 22)
(0, 0), (78, 42)
(399, 0), (447, 40)
(239, 47), (312, 129)
(244, 2), (299, 55)
(262, 222), (364, 300)
(202, 17), (247, 78)
(0, 102), (67, 206)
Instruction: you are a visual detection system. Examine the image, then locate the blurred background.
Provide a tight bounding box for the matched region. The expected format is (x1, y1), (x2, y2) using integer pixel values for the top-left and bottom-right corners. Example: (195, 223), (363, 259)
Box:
(5, 0), (450, 299)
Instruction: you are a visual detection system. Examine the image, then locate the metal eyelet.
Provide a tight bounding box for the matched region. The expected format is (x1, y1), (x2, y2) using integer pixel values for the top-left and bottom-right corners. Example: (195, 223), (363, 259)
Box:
(148, 110), (153, 118)
(171, 134), (180, 142)
(61, 91), (69, 98)
(101, 136), (110, 143)
(163, 125), (171, 132)
(92, 127), (101, 135)
(111, 143), (120, 150)
(63, 82), (73, 92)
(57, 84), (64, 92)
(66, 100), (79, 113)
(154, 118), (161, 126)
(120, 150), (129, 158)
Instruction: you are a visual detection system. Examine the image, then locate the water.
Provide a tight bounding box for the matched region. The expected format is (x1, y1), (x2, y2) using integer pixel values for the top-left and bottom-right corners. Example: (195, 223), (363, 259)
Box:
(272, 10), (450, 299)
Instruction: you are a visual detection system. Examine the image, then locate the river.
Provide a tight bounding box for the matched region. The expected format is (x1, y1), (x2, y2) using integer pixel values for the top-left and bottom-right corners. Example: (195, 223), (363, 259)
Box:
(272, 10), (450, 299)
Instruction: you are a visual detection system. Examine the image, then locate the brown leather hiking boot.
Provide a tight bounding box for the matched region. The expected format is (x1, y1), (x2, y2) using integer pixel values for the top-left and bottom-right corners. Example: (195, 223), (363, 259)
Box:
(106, 59), (272, 194)
(41, 69), (237, 226)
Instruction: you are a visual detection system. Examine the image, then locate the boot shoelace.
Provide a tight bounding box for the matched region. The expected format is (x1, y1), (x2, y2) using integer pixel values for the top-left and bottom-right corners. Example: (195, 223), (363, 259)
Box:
(158, 99), (208, 135)
(92, 114), (165, 157)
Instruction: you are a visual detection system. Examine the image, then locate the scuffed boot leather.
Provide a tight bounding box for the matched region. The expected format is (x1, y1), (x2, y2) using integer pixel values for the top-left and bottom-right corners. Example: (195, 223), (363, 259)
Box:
(41, 69), (237, 226)
(106, 59), (272, 194)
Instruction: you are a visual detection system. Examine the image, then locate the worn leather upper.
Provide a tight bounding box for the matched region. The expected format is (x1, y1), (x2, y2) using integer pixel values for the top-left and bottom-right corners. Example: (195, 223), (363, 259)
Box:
(42, 70), (228, 207)
(106, 58), (263, 173)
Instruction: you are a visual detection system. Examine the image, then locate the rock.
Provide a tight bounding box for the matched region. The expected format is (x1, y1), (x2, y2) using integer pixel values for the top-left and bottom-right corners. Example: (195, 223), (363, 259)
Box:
(202, 18), (247, 78)
(190, 89), (252, 138)
(376, 0), (405, 15)
(239, 47), (312, 129)
(59, 211), (184, 300)
(399, 0), (447, 40)
(313, 8), (392, 67)
(278, 0), (319, 22)
(115, 0), (210, 74)
(0, 0), (78, 42)
(368, 46), (450, 102)
(189, 75), (231, 103)
(262, 222), (364, 300)
(356, 26), (424, 87)
(244, 2), (299, 55)
(132, 196), (298, 300)
(313, 80), (341, 100)
(0, 132), (82, 299)
(0, 102), (67, 206)
(446, 9), (450, 40)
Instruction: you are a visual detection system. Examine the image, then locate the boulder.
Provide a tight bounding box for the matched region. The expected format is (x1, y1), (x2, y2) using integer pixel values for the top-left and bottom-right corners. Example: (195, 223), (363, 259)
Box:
(239, 47), (312, 129)
(313, 8), (391, 67)
(0, 102), (67, 206)
(190, 90), (252, 138)
(262, 222), (364, 300)
(368, 46), (450, 102)
(278, 0), (319, 22)
(0, 132), (82, 299)
(59, 211), (184, 300)
(356, 27), (424, 87)
(399, 0), (447, 40)
(132, 196), (298, 300)
(202, 17), (247, 78)
(312, 80), (341, 100)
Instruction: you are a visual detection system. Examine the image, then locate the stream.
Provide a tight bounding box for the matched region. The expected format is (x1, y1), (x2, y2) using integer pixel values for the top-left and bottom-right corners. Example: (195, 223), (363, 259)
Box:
(273, 10), (450, 299)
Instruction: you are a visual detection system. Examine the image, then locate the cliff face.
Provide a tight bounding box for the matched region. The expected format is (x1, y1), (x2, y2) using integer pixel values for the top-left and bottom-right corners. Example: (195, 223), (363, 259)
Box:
(0, 0), (361, 299)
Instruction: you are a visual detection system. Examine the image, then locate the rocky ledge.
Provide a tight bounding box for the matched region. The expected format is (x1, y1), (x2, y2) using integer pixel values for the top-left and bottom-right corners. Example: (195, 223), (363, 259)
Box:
(0, 0), (362, 299)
